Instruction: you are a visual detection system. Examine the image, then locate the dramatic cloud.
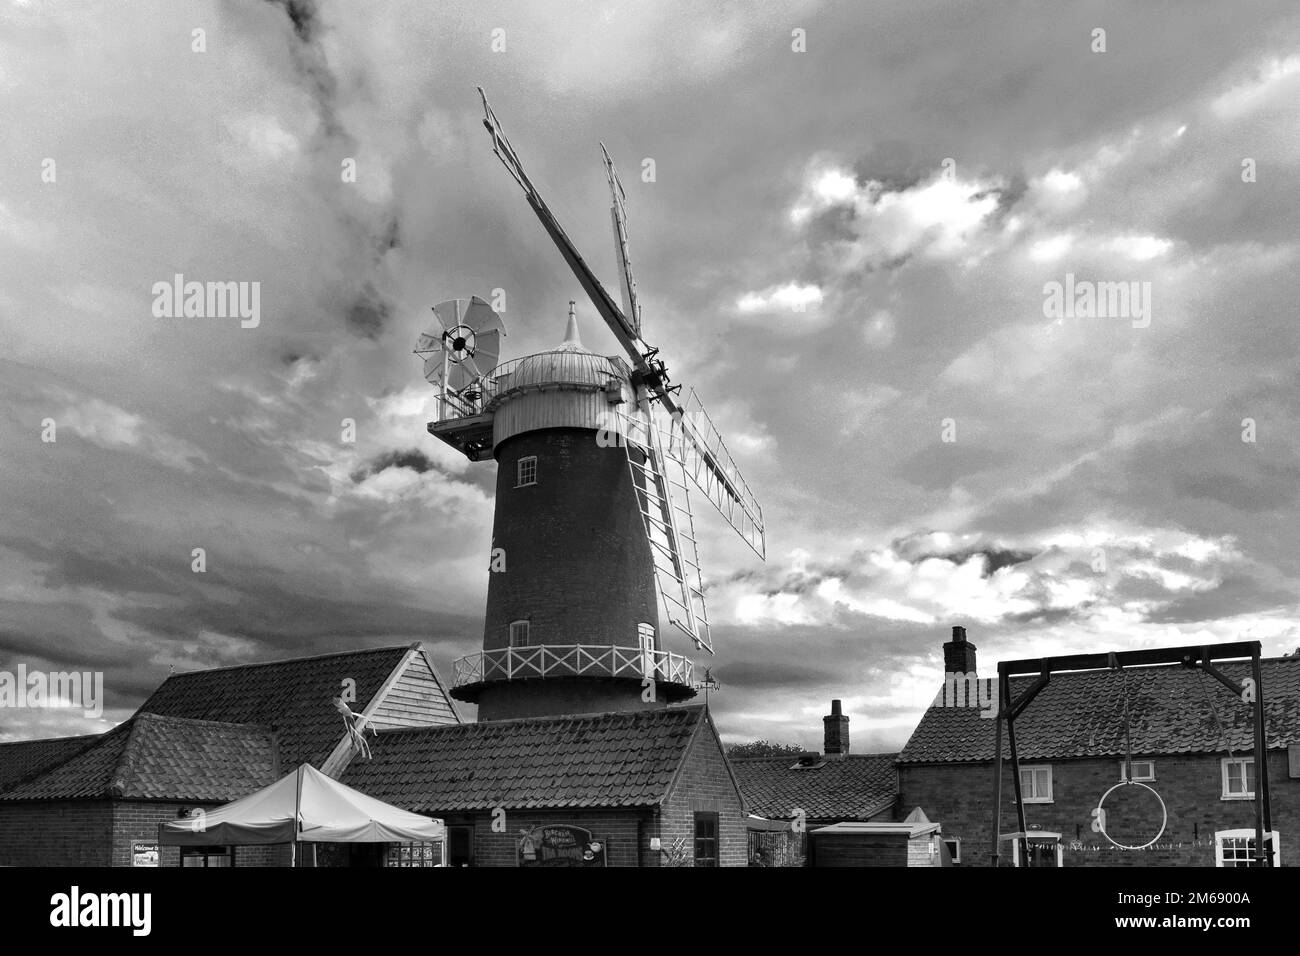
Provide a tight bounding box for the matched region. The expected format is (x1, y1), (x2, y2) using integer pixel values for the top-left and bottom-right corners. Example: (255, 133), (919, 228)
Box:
(3, 1), (1299, 750)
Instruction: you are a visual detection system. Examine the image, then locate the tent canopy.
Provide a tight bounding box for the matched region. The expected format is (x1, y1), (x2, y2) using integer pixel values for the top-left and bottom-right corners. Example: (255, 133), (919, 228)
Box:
(159, 763), (445, 846)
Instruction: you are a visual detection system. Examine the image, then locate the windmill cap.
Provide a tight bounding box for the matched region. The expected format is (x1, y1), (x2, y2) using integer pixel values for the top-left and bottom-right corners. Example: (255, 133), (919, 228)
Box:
(556, 303), (588, 353)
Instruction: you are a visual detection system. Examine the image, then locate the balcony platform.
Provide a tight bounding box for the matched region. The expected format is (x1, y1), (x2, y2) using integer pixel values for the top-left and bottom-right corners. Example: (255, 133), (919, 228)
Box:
(451, 644), (697, 704)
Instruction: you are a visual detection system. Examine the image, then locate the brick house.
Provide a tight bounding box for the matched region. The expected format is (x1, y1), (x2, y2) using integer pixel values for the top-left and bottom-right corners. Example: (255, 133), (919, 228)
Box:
(729, 700), (899, 866)
(340, 705), (749, 867)
(897, 627), (1300, 867)
(0, 644), (461, 866)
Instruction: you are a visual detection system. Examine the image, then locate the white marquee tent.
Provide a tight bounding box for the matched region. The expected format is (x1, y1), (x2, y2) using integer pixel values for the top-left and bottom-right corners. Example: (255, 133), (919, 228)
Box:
(159, 764), (445, 864)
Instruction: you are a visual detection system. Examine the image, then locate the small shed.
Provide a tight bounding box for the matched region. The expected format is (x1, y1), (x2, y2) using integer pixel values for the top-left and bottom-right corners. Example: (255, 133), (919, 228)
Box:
(810, 808), (951, 867)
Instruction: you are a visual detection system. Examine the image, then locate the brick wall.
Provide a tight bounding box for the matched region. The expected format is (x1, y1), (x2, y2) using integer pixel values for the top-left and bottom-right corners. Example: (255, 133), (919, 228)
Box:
(0, 800), (293, 867)
(110, 801), (290, 867)
(658, 721), (748, 867)
(899, 749), (1296, 866)
(439, 808), (650, 867)
(0, 800), (113, 866)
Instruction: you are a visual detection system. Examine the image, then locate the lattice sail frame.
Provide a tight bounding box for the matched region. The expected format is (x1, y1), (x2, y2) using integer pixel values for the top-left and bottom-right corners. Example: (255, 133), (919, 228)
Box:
(615, 404), (712, 654)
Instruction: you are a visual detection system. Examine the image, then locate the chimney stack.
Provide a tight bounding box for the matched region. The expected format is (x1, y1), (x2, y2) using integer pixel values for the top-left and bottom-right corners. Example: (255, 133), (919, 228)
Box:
(823, 699), (850, 756)
(943, 625), (978, 674)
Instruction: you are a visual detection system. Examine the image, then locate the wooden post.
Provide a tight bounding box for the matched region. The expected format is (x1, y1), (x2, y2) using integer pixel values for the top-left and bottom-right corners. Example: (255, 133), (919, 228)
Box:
(989, 670), (1006, 866)
(1251, 649), (1271, 866)
(1007, 692), (1029, 867)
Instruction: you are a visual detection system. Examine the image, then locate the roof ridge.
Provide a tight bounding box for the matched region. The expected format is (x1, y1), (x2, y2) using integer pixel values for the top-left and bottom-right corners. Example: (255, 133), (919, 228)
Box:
(371, 705), (704, 737)
(0, 731), (101, 749)
(107, 715), (146, 798)
(133, 711), (275, 734)
(153, 644), (413, 681)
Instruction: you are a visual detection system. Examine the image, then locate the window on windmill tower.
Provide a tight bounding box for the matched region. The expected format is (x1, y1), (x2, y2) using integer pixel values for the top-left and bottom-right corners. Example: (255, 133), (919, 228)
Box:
(509, 620), (531, 647)
(516, 456), (538, 487)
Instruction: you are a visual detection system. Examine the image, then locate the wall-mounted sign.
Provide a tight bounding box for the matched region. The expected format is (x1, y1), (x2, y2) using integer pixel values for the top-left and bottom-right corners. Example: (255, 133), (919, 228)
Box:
(132, 842), (159, 867)
(517, 825), (607, 867)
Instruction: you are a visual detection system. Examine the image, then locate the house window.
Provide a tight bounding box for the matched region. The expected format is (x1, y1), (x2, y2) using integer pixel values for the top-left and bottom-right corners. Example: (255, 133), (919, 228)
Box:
(1119, 759), (1156, 782)
(1019, 765), (1053, 803)
(1010, 837), (1063, 868)
(509, 620), (530, 647)
(180, 846), (233, 868)
(447, 826), (474, 867)
(384, 841), (443, 868)
(693, 812), (719, 867)
(1215, 829), (1280, 867)
(516, 456), (537, 487)
(943, 837), (962, 865)
(1221, 757), (1256, 800)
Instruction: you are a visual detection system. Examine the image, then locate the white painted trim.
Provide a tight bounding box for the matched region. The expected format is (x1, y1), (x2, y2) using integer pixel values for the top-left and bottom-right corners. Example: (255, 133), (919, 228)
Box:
(1214, 829), (1280, 867)
(1018, 764), (1054, 803)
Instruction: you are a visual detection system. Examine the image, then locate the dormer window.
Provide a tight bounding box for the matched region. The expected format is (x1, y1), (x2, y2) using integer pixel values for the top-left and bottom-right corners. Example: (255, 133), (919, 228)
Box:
(516, 456), (537, 488)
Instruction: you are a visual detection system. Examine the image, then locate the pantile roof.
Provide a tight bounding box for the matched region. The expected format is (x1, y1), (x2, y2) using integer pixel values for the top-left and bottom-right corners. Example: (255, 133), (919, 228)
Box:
(899, 657), (1300, 763)
(137, 646), (411, 767)
(731, 753), (898, 821)
(0, 734), (100, 792)
(342, 706), (711, 811)
(0, 713), (278, 801)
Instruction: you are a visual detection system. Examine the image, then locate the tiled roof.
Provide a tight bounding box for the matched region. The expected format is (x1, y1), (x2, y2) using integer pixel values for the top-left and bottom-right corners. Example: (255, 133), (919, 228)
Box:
(137, 646), (410, 768)
(342, 706), (709, 811)
(731, 754), (898, 822)
(0, 734), (101, 793)
(899, 657), (1300, 763)
(0, 713), (278, 801)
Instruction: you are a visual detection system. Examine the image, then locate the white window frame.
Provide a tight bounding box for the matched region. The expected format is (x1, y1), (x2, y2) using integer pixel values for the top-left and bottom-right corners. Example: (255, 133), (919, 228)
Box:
(1018, 765), (1053, 803)
(943, 836), (962, 865)
(1010, 838), (1063, 868)
(637, 623), (656, 679)
(509, 620), (530, 647)
(1220, 756), (1256, 800)
(516, 456), (537, 488)
(1214, 829), (1280, 867)
(1118, 759), (1156, 782)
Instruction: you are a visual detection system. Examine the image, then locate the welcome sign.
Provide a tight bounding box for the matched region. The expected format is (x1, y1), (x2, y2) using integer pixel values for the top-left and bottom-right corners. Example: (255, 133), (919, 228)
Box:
(517, 825), (607, 867)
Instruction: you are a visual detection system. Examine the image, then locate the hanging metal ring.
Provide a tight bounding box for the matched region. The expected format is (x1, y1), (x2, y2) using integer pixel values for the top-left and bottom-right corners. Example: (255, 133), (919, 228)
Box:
(1095, 780), (1168, 851)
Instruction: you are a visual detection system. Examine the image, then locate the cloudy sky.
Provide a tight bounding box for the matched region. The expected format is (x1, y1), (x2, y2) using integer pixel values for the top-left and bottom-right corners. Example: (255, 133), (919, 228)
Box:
(3, 0), (1299, 751)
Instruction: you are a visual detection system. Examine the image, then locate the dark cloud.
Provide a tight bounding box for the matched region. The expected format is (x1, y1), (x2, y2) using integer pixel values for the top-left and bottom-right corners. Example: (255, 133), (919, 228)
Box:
(912, 547), (1037, 576)
(345, 284), (391, 339)
(350, 448), (438, 482)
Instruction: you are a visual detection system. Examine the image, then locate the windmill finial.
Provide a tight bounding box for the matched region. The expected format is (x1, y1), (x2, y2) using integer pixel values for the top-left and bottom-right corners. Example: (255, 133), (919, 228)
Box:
(563, 300), (581, 348)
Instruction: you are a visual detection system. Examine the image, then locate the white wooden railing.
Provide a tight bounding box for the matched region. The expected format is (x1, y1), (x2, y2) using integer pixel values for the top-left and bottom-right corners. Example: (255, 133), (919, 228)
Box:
(452, 644), (694, 688)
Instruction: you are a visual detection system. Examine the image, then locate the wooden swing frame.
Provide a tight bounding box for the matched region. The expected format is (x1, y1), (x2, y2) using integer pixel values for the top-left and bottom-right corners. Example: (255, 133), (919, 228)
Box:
(990, 641), (1273, 867)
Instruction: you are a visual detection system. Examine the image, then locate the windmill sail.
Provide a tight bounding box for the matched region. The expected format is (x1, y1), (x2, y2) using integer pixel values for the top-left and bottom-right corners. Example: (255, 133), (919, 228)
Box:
(618, 406), (712, 653)
(478, 89), (767, 562)
(670, 391), (765, 560)
(601, 143), (641, 335)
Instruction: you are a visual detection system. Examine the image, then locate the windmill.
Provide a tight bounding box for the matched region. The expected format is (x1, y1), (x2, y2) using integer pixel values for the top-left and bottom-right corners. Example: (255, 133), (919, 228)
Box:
(416, 90), (765, 721)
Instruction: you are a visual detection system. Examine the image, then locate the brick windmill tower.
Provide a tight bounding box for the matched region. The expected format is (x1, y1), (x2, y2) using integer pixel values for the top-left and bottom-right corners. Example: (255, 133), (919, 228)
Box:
(415, 92), (765, 722)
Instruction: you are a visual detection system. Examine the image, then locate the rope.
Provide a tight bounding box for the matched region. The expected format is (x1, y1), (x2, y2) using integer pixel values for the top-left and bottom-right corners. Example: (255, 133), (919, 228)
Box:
(1196, 668), (1235, 760)
(1119, 668), (1134, 781)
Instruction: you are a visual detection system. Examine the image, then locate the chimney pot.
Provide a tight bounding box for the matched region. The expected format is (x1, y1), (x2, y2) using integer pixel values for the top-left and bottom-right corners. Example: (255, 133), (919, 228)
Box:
(823, 699), (850, 756)
(943, 625), (978, 674)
